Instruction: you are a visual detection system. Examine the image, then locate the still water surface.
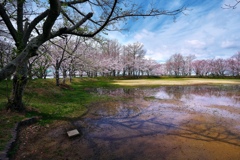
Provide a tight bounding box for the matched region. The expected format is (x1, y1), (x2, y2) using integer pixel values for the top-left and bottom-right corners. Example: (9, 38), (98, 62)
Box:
(74, 85), (240, 159)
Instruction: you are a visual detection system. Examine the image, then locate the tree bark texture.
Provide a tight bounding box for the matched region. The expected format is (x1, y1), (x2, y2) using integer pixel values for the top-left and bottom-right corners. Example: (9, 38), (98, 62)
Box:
(7, 62), (28, 111)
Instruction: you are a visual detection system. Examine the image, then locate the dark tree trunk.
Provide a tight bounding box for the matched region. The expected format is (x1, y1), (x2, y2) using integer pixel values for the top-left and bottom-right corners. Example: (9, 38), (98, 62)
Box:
(86, 71), (90, 77)
(62, 69), (67, 84)
(43, 69), (48, 79)
(113, 70), (116, 76)
(55, 60), (60, 86)
(123, 70), (126, 76)
(7, 62), (28, 111)
(55, 68), (60, 86)
(69, 71), (73, 83)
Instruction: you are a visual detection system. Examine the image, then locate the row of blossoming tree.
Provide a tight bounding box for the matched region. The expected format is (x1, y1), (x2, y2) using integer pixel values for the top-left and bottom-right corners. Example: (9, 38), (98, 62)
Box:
(0, 37), (162, 85)
(1, 37), (239, 86)
(164, 53), (240, 77)
(47, 37), (161, 84)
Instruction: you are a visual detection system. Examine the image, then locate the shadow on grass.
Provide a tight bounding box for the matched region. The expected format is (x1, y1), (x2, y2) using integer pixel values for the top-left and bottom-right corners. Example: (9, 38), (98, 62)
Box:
(25, 109), (89, 126)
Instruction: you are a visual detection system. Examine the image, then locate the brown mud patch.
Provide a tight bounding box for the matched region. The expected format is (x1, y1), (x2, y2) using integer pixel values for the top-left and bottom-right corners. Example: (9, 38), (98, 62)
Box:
(13, 85), (240, 160)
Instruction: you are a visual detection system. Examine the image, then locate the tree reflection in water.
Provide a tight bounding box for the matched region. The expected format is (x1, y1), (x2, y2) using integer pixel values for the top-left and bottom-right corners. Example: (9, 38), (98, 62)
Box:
(76, 85), (240, 159)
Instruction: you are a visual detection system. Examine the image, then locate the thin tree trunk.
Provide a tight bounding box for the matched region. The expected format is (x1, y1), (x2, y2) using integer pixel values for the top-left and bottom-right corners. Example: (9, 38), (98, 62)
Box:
(55, 68), (60, 86)
(69, 71), (72, 83)
(123, 70), (125, 76)
(113, 70), (116, 76)
(55, 60), (60, 86)
(62, 69), (67, 84)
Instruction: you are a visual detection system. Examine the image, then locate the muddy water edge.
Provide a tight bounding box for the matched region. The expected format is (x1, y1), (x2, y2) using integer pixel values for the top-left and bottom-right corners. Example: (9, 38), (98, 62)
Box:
(15, 85), (240, 160)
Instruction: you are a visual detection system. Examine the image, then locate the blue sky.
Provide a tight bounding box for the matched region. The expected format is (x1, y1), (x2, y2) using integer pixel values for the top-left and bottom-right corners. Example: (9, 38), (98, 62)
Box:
(107, 0), (240, 63)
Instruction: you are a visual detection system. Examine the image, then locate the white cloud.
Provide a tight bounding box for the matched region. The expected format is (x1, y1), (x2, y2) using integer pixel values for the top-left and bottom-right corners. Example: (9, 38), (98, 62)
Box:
(221, 40), (240, 49)
(186, 40), (206, 49)
(106, 31), (129, 44)
(133, 29), (154, 41)
(106, 1), (240, 62)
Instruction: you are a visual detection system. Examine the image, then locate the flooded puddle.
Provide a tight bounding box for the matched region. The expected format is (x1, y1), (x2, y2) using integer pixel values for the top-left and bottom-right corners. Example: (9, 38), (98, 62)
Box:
(69, 85), (240, 159)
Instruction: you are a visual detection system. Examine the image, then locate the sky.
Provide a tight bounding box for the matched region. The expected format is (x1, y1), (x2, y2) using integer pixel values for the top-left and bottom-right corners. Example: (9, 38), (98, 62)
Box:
(106, 0), (240, 63)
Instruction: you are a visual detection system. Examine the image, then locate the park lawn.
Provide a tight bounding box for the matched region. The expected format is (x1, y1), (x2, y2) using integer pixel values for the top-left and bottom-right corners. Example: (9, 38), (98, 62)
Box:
(113, 78), (240, 86)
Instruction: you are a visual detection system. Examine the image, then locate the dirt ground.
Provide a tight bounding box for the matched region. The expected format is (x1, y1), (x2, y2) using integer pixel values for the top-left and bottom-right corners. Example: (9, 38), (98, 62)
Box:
(14, 119), (240, 160)
(13, 86), (240, 160)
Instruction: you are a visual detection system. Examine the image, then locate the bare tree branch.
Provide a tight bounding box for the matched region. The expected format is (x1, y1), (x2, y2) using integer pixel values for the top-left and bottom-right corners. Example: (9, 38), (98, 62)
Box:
(60, 0), (89, 5)
(61, 9), (75, 25)
(23, 9), (49, 44)
(89, 0), (117, 36)
(222, 0), (240, 9)
(109, 7), (186, 22)
(43, 0), (61, 39)
(68, 4), (101, 27)
(17, 0), (23, 35)
(51, 12), (93, 38)
(55, 1), (185, 38)
(0, 35), (44, 80)
(0, 3), (17, 42)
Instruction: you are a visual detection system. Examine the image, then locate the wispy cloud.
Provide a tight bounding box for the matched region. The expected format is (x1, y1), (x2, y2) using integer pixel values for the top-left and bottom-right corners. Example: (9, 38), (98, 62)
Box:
(107, 0), (240, 62)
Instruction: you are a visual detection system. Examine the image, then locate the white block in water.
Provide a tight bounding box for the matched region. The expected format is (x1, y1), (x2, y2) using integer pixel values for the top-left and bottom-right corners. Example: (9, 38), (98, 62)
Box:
(67, 129), (80, 137)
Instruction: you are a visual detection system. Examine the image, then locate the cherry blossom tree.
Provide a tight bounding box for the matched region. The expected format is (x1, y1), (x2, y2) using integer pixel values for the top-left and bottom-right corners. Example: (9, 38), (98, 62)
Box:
(210, 58), (227, 76)
(192, 60), (211, 76)
(142, 59), (162, 76)
(50, 36), (81, 85)
(183, 54), (196, 76)
(122, 42), (146, 76)
(166, 53), (185, 76)
(50, 39), (69, 86)
(28, 44), (52, 79)
(101, 39), (122, 76)
(226, 58), (238, 76)
(0, 0), (185, 111)
(224, 53), (239, 76)
(233, 52), (240, 76)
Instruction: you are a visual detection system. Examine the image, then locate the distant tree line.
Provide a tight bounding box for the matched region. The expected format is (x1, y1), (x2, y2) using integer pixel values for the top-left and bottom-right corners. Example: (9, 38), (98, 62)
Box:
(164, 52), (240, 77)
(1, 37), (239, 87)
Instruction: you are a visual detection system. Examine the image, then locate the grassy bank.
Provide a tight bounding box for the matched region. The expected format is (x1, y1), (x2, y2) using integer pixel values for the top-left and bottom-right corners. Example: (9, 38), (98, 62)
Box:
(0, 78), (118, 151)
(0, 77), (239, 151)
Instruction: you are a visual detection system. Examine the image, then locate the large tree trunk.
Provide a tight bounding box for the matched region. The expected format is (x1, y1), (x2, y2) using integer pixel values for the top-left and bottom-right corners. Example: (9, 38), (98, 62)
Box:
(0, 0), (61, 112)
(7, 62), (28, 111)
(0, 36), (45, 111)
